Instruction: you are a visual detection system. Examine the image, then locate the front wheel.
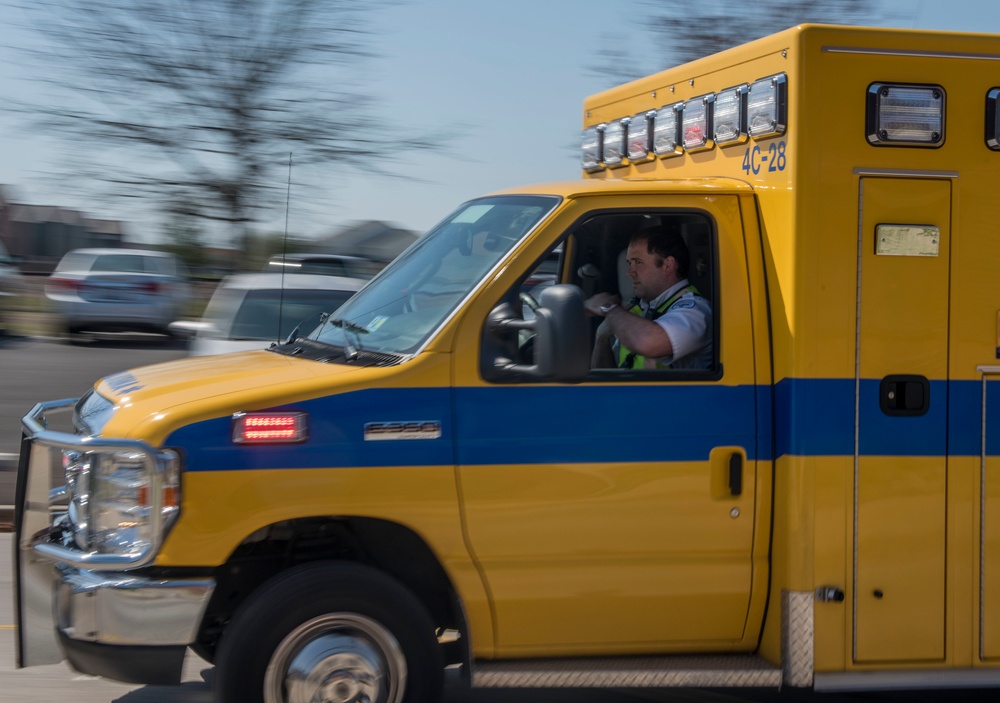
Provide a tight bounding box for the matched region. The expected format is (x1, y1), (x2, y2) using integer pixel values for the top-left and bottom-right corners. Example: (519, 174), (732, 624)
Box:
(214, 562), (444, 703)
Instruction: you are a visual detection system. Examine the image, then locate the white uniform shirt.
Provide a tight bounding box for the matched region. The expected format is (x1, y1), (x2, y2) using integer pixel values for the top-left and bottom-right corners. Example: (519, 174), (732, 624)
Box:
(635, 279), (713, 370)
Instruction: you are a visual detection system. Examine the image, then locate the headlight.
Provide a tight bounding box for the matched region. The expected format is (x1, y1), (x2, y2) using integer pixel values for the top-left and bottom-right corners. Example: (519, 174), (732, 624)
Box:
(63, 447), (180, 556)
(63, 450), (92, 550)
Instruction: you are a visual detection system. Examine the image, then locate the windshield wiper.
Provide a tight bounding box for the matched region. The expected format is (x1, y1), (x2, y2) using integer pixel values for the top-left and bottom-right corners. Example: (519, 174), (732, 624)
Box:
(283, 318), (312, 345)
(325, 317), (369, 361)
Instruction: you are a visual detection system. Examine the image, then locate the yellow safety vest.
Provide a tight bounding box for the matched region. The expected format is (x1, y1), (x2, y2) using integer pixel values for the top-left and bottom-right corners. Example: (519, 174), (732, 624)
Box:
(617, 284), (699, 370)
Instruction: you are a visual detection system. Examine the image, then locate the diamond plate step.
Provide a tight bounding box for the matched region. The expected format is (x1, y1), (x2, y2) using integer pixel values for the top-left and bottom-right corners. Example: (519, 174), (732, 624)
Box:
(472, 654), (782, 688)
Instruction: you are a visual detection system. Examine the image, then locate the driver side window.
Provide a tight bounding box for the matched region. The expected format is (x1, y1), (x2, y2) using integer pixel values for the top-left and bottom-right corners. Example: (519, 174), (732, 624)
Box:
(486, 209), (718, 383)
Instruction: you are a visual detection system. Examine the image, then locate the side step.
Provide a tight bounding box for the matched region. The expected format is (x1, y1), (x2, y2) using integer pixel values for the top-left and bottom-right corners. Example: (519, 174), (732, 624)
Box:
(472, 654), (782, 688)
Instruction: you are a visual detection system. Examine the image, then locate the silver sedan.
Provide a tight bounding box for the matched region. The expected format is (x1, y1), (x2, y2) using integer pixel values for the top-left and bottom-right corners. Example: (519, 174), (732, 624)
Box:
(45, 248), (190, 340)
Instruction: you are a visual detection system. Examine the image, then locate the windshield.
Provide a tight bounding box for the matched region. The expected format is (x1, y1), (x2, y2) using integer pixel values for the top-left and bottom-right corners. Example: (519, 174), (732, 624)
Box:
(309, 195), (559, 356)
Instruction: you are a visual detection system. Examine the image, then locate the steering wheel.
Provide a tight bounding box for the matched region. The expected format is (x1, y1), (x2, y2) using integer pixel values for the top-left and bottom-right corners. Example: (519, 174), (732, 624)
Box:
(519, 291), (540, 313)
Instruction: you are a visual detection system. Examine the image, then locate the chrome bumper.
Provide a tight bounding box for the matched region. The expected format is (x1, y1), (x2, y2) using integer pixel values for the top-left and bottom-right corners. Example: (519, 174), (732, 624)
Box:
(55, 565), (214, 645)
(14, 399), (215, 672)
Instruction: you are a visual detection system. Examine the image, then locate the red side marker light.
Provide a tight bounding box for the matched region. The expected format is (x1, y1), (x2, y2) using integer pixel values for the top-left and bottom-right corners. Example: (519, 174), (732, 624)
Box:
(232, 412), (308, 444)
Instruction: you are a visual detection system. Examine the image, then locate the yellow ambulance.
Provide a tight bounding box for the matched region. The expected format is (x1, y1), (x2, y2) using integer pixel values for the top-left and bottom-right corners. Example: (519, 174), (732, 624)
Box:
(14, 23), (1000, 702)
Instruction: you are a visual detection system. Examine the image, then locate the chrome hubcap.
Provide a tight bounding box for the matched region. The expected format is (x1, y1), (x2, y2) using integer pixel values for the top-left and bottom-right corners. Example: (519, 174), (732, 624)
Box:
(264, 613), (406, 703)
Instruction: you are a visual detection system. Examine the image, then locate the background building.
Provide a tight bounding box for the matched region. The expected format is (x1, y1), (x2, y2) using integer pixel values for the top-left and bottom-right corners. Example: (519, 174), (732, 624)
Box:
(0, 186), (128, 274)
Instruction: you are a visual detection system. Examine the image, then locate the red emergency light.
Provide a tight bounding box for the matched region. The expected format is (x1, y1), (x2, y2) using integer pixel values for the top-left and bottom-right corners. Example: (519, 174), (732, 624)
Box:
(232, 412), (308, 444)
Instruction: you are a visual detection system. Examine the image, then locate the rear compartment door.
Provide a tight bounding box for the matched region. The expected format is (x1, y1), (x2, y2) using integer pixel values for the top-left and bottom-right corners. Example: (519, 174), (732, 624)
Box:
(854, 177), (950, 663)
(980, 367), (1000, 660)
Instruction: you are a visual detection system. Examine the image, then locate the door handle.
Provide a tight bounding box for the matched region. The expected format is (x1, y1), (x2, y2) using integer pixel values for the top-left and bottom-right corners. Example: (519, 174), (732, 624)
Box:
(879, 375), (930, 416)
(710, 447), (746, 500)
(729, 453), (742, 496)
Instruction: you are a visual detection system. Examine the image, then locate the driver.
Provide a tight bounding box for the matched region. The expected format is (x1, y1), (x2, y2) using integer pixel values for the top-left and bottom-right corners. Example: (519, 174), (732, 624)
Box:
(584, 225), (712, 370)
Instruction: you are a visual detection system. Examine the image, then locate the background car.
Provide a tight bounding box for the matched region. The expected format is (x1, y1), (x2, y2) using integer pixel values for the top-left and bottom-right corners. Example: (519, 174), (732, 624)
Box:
(522, 247), (562, 299)
(170, 271), (364, 356)
(45, 248), (190, 341)
(267, 252), (381, 279)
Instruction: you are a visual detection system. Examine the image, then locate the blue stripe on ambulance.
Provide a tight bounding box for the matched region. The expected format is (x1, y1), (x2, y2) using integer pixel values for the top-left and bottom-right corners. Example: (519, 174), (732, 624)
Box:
(777, 378), (992, 458)
(165, 379), (999, 471)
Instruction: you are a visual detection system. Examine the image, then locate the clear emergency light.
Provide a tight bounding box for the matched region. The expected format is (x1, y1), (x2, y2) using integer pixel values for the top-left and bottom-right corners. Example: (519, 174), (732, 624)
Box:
(653, 102), (683, 158)
(628, 110), (655, 162)
(987, 88), (1000, 150)
(233, 411), (309, 444)
(582, 125), (604, 172)
(602, 118), (628, 167)
(747, 73), (787, 138)
(683, 94), (714, 151)
(714, 84), (749, 146)
(866, 83), (945, 147)
(581, 73), (791, 169)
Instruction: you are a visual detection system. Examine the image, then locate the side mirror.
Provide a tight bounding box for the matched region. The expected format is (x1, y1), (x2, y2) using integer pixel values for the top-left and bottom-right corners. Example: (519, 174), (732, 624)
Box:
(453, 223), (474, 256)
(483, 284), (590, 383)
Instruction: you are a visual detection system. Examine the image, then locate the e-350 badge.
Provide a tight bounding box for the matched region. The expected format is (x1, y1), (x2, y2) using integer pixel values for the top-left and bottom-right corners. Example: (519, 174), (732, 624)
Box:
(364, 421), (442, 441)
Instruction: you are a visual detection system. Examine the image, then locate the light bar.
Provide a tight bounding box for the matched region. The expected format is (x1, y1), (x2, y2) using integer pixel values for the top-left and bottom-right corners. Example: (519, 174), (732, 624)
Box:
(580, 124), (604, 172)
(683, 94), (715, 152)
(602, 118), (628, 167)
(233, 411), (309, 444)
(581, 124), (604, 172)
(653, 102), (683, 158)
(627, 111), (655, 162)
(714, 84), (749, 146)
(987, 88), (1000, 150)
(747, 73), (787, 138)
(866, 83), (945, 147)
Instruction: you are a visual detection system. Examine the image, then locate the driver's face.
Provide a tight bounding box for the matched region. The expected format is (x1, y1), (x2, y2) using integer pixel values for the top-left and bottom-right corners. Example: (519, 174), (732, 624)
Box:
(625, 238), (673, 302)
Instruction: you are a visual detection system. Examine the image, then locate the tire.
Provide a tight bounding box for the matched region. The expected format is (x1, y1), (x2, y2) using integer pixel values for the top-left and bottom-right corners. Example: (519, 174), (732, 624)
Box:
(62, 325), (88, 346)
(214, 561), (444, 703)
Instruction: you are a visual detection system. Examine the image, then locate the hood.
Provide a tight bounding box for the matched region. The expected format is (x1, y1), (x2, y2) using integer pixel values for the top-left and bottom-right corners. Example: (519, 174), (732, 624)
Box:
(95, 349), (371, 444)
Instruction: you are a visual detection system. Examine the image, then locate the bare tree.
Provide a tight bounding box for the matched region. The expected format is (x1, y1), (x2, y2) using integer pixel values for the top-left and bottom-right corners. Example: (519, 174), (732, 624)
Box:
(7, 0), (431, 261)
(645, 0), (888, 68)
(590, 0), (893, 86)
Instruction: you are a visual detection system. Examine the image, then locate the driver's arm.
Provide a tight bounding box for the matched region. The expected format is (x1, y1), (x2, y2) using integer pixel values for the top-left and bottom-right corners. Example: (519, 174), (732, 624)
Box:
(604, 306), (675, 358)
(591, 317), (616, 368)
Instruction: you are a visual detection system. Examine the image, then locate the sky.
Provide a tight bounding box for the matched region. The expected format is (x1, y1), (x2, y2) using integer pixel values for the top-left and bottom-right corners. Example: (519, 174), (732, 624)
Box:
(0, 0), (998, 246)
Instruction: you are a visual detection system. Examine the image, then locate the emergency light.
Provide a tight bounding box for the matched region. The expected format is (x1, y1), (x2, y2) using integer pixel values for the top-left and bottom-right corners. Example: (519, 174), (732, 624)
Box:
(714, 84), (749, 146)
(653, 102), (683, 158)
(233, 411), (309, 444)
(987, 88), (1000, 150)
(747, 73), (787, 138)
(627, 110), (655, 161)
(581, 125), (604, 172)
(580, 72), (789, 169)
(866, 83), (945, 147)
(602, 118), (628, 167)
(683, 94), (715, 151)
